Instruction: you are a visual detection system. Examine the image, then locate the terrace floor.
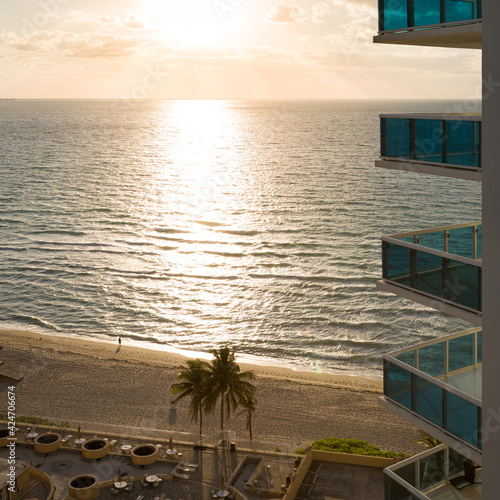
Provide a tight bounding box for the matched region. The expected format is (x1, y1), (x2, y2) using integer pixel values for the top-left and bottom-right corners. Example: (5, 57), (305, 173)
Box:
(427, 468), (482, 500)
(442, 367), (482, 400)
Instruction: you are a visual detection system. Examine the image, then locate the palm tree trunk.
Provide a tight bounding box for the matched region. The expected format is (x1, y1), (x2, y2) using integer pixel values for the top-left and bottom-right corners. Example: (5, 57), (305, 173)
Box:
(199, 406), (203, 435)
(220, 393), (224, 430)
(249, 414), (253, 442)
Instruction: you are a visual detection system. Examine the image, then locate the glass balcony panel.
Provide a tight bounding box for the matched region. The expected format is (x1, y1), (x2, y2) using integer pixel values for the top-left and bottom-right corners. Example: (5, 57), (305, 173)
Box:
(382, 0), (409, 31)
(415, 231), (445, 252)
(395, 461), (417, 488)
(414, 120), (442, 163)
(418, 343), (445, 377)
(443, 259), (481, 311)
(395, 350), (416, 368)
(415, 376), (443, 427)
(384, 242), (412, 284)
(419, 449), (446, 491)
(446, 120), (480, 167)
(447, 226), (474, 259)
(383, 118), (410, 158)
(385, 476), (416, 500)
(382, 223), (482, 312)
(385, 360), (412, 409)
(477, 331), (482, 363)
(414, 0), (441, 27)
(414, 251), (443, 297)
(446, 392), (480, 448)
(448, 334), (474, 372)
(448, 447), (465, 477)
(445, 0), (479, 23)
(476, 225), (482, 258)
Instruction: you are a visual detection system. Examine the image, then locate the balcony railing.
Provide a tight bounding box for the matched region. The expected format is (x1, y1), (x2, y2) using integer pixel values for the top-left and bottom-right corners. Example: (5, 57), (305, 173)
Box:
(385, 444), (481, 499)
(382, 222), (482, 314)
(380, 114), (481, 170)
(384, 328), (482, 451)
(378, 0), (482, 34)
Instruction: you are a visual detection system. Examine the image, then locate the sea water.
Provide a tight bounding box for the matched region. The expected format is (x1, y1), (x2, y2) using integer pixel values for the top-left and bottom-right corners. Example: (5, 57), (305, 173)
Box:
(0, 99), (482, 378)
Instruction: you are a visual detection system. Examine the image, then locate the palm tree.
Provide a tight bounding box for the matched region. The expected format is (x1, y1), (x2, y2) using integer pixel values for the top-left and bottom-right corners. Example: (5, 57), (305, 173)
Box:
(171, 359), (210, 435)
(238, 390), (257, 442)
(205, 346), (256, 430)
(413, 430), (441, 449)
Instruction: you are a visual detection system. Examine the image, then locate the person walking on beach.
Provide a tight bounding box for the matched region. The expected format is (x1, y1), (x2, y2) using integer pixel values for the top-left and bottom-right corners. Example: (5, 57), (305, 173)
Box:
(118, 337), (121, 345)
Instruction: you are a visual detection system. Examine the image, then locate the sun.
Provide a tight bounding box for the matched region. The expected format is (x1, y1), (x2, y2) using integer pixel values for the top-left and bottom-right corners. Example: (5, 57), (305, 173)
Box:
(147, 0), (224, 46)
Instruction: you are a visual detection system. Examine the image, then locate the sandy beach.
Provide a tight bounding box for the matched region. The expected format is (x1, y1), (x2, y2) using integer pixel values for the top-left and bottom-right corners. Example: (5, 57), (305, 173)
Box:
(0, 328), (422, 455)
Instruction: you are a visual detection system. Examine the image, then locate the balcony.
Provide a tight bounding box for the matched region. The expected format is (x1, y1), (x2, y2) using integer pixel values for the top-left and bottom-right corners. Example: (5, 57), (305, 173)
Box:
(385, 444), (481, 499)
(377, 114), (482, 181)
(374, 0), (482, 48)
(378, 222), (482, 325)
(381, 328), (482, 462)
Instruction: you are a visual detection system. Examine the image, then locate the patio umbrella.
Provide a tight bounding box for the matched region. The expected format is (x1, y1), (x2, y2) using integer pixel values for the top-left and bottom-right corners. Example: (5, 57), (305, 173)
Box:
(77, 426), (81, 439)
(117, 468), (122, 482)
(168, 437), (173, 450)
(221, 475), (226, 491)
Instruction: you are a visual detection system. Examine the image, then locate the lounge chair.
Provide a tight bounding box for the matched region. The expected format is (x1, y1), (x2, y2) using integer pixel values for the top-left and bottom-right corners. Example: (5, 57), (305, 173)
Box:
(172, 471), (190, 480)
(450, 461), (481, 489)
(180, 462), (198, 469)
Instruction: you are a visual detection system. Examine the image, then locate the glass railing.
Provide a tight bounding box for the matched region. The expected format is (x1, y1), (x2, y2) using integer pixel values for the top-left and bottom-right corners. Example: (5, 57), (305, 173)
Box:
(382, 222), (482, 313)
(385, 444), (481, 499)
(379, 0), (482, 33)
(380, 114), (481, 169)
(384, 329), (482, 450)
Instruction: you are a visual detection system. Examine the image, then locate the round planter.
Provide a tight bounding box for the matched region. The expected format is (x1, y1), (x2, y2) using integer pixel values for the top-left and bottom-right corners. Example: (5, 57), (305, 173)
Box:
(131, 444), (159, 466)
(81, 439), (110, 460)
(68, 475), (99, 500)
(34, 433), (62, 454)
(0, 428), (9, 448)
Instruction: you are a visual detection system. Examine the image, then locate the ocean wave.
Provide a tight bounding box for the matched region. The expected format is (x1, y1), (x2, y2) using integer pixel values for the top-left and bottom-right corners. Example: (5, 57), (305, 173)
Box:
(10, 315), (60, 331)
(218, 229), (261, 236)
(30, 230), (86, 236)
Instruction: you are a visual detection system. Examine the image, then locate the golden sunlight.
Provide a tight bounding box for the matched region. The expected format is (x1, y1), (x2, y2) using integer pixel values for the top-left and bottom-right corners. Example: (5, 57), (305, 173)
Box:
(147, 0), (223, 45)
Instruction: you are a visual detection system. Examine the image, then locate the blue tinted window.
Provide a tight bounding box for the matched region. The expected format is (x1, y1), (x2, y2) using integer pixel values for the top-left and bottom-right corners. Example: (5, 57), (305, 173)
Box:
(384, 118), (410, 158)
(449, 334), (474, 372)
(385, 360), (412, 409)
(383, 0), (409, 31)
(414, 0), (441, 26)
(419, 343), (445, 377)
(446, 0), (479, 23)
(415, 376), (442, 427)
(415, 120), (442, 163)
(446, 120), (480, 167)
(446, 393), (480, 448)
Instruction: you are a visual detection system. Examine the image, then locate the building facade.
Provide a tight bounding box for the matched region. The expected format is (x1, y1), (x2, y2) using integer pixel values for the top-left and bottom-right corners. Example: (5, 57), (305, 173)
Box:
(372, 0), (493, 497)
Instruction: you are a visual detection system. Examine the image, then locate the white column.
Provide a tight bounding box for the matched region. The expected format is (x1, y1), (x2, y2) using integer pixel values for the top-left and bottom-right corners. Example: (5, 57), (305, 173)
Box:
(481, 0), (500, 495)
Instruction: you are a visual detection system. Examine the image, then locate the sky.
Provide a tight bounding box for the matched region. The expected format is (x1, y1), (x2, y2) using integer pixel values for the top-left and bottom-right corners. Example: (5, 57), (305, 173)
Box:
(0, 0), (482, 99)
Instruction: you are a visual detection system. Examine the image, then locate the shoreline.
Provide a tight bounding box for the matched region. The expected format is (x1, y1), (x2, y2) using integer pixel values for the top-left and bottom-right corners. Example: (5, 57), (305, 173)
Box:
(0, 328), (422, 455)
(0, 328), (382, 392)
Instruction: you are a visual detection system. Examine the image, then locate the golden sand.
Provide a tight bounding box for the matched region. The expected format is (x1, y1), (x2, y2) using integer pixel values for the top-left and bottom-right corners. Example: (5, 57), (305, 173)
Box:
(0, 328), (422, 454)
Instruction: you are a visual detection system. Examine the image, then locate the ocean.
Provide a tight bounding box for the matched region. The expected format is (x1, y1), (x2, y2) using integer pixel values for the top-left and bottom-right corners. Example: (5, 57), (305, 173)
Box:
(0, 99), (482, 378)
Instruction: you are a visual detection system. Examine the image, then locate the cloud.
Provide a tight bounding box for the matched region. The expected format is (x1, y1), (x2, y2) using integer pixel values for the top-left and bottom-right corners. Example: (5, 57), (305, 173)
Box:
(65, 11), (123, 28)
(262, 4), (307, 23)
(311, 3), (331, 22)
(124, 13), (153, 30)
(263, 3), (332, 24)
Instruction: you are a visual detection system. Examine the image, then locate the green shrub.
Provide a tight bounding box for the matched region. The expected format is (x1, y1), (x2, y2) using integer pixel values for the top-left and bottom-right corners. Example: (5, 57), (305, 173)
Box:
(294, 438), (404, 458)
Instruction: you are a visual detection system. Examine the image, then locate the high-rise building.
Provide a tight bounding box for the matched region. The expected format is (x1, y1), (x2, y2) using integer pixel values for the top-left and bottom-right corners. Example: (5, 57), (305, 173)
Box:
(372, 1), (494, 497)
